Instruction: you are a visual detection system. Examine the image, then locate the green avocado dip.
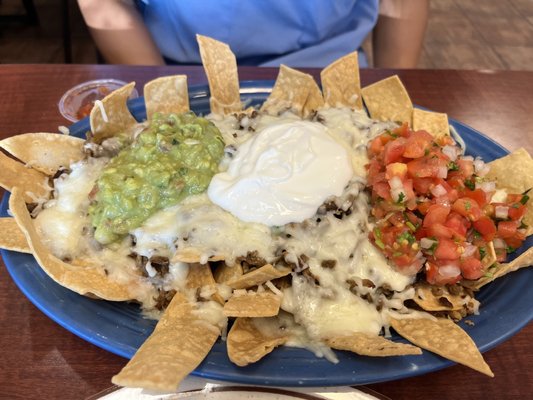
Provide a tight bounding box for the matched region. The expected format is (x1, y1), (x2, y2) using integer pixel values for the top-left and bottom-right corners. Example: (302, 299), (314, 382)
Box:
(89, 112), (225, 244)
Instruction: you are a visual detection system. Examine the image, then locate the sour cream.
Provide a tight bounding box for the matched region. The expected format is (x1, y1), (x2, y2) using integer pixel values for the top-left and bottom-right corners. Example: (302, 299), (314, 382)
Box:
(208, 121), (353, 226)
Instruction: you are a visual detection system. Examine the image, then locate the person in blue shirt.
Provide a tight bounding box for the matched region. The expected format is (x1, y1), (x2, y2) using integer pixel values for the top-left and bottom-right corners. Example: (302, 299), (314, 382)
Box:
(77, 0), (428, 68)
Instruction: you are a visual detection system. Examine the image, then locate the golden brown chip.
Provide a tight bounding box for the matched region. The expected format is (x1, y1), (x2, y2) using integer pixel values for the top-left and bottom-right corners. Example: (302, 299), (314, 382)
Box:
(0, 217), (31, 253)
(325, 333), (422, 357)
(227, 317), (289, 367)
(197, 34), (241, 114)
(485, 148), (533, 228)
(481, 241), (497, 269)
(412, 108), (450, 139)
(226, 264), (291, 289)
(89, 82), (138, 143)
(261, 65), (322, 117)
(112, 292), (221, 391)
(223, 291), (281, 317)
(0, 133), (85, 175)
(413, 282), (466, 312)
(144, 75), (189, 120)
(9, 187), (136, 301)
(213, 262), (243, 284)
(186, 263), (224, 305)
(171, 247), (226, 264)
(361, 75), (413, 124)
(320, 51), (362, 109)
(302, 78), (325, 116)
(0, 151), (50, 203)
(390, 317), (493, 376)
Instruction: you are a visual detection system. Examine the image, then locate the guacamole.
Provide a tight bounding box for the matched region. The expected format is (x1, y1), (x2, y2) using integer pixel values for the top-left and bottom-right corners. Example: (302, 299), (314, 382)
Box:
(89, 112), (225, 244)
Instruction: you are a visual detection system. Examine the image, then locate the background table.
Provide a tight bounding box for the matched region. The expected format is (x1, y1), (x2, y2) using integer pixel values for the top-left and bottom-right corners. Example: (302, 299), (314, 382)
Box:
(0, 65), (531, 399)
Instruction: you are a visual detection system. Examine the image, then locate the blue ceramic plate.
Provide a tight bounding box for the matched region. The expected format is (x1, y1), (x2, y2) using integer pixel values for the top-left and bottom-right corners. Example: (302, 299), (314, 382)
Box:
(2, 82), (532, 386)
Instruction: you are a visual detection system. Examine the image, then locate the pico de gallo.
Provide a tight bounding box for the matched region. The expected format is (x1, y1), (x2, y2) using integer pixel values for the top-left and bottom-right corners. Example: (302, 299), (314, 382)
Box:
(366, 123), (529, 285)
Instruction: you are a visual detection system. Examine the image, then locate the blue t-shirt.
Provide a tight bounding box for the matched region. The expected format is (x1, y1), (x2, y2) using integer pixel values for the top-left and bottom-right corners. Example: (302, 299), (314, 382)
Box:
(138, 0), (379, 67)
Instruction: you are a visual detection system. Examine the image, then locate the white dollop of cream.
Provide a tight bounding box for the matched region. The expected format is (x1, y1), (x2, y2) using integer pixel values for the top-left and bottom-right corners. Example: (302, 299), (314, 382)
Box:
(208, 121), (353, 226)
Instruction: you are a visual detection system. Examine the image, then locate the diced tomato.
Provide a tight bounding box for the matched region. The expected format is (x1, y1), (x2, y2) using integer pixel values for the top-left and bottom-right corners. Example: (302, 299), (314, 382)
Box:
(417, 200), (432, 215)
(504, 230), (526, 249)
(473, 216), (497, 241)
(497, 220), (519, 239)
(385, 162), (407, 180)
(434, 238), (461, 260)
(392, 122), (410, 138)
(366, 159), (382, 184)
(508, 204), (527, 221)
(403, 130), (434, 158)
(423, 204), (451, 227)
(369, 136), (385, 156)
(383, 138), (407, 165)
(413, 177), (434, 195)
(460, 257), (484, 280)
(457, 158), (474, 179)
(373, 182), (392, 201)
(444, 212), (469, 240)
(452, 198), (483, 221)
(407, 156), (447, 179)
(427, 223), (454, 239)
(463, 189), (489, 207)
(447, 173), (466, 192)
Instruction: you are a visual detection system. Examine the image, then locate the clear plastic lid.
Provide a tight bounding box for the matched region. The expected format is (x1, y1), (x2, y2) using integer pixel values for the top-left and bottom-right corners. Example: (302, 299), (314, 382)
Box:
(58, 79), (139, 122)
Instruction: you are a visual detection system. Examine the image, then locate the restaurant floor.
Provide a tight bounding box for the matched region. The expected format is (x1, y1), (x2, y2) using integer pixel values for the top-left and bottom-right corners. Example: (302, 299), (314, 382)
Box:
(0, 0), (532, 69)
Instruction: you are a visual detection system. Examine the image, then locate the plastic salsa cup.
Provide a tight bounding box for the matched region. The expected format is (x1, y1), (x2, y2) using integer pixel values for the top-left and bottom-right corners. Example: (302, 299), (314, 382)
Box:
(58, 79), (139, 122)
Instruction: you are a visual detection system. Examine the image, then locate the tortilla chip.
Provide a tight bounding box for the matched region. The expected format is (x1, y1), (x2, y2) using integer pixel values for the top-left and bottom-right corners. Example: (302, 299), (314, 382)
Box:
(0, 217), (31, 253)
(413, 282), (467, 312)
(325, 333), (422, 357)
(302, 78), (325, 116)
(186, 263), (224, 305)
(90, 82), (138, 143)
(112, 292), (220, 391)
(412, 108), (450, 139)
(485, 148), (533, 228)
(0, 151), (50, 203)
(213, 262), (243, 284)
(223, 291), (281, 317)
(171, 247), (225, 264)
(9, 187), (135, 301)
(390, 317), (494, 376)
(227, 317), (289, 367)
(261, 65), (322, 117)
(361, 75), (413, 124)
(144, 75), (189, 120)
(197, 34), (241, 114)
(481, 241), (497, 269)
(226, 264), (291, 289)
(320, 52), (362, 109)
(0, 133), (85, 175)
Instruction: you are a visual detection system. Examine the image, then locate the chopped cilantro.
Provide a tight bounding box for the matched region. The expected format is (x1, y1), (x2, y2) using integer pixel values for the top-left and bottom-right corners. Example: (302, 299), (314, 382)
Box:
(397, 231), (416, 245)
(520, 194), (529, 205)
(448, 161), (459, 171)
(506, 246), (516, 254)
(465, 179), (476, 190)
(396, 192), (405, 204)
(464, 200), (471, 211)
(424, 148), (430, 156)
(479, 247), (486, 259)
(473, 230), (481, 239)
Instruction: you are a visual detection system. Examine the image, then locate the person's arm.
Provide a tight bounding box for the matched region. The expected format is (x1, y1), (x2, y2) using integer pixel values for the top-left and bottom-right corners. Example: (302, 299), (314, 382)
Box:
(77, 0), (165, 65)
(372, 0), (429, 68)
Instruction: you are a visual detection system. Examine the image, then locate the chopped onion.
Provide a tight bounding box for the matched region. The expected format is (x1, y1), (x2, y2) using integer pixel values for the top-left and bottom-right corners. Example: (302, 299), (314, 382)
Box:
(463, 244), (477, 258)
(462, 155), (474, 162)
(420, 237), (437, 249)
(389, 176), (405, 202)
(474, 157), (490, 177)
(437, 165), (448, 179)
(493, 238), (506, 249)
(431, 184), (447, 198)
(442, 145), (458, 161)
(439, 264), (461, 278)
(495, 206), (509, 219)
(476, 181), (496, 193)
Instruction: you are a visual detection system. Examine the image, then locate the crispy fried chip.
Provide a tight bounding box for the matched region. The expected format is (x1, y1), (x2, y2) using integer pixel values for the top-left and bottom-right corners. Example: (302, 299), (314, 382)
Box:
(197, 34), (241, 115)
(0, 151), (50, 203)
(223, 291), (281, 317)
(390, 317), (494, 376)
(213, 262), (243, 284)
(361, 75), (413, 124)
(0, 133), (85, 175)
(413, 282), (467, 312)
(227, 317), (289, 367)
(485, 148), (533, 229)
(0, 217), (31, 253)
(325, 333), (422, 357)
(144, 75), (189, 120)
(261, 65), (323, 117)
(320, 52), (362, 109)
(90, 82), (138, 143)
(171, 247), (225, 264)
(481, 241), (497, 269)
(186, 263), (224, 305)
(112, 292), (221, 391)
(9, 187), (135, 301)
(226, 264), (291, 289)
(412, 108), (450, 139)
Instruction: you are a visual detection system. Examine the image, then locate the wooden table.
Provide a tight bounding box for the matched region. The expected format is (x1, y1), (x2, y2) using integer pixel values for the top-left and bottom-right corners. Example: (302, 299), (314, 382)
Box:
(0, 65), (531, 399)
